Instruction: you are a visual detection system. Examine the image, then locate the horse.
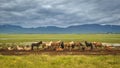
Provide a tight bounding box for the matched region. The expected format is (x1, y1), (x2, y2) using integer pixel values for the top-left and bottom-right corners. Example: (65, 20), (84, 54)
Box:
(51, 41), (60, 50)
(92, 42), (103, 48)
(60, 41), (64, 49)
(24, 45), (31, 51)
(74, 42), (84, 49)
(7, 47), (13, 50)
(64, 42), (70, 49)
(103, 44), (114, 51)
(51, 40), (64, 50)
(16, 45), (24, 50)
(64, 41), (75, 51)
(77, 42), (86, 51)
(31, 41), (42, 50)
(104, 45), (113, 51)
(64, 41), (77, 51)
(69, 41), (75, 49)
(85, 41), (93, 50)
(42, 41), (53, 50)
(56, 48), (63, 51)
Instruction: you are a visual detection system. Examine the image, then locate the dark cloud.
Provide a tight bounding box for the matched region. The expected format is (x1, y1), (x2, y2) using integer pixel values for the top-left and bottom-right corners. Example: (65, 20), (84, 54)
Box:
(0, 0), (120, 28)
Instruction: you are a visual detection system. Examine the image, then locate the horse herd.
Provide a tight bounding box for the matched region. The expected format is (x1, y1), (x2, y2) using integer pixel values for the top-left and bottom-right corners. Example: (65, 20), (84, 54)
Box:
(31, 40), (113, 51)
(5, 40), (113, 51)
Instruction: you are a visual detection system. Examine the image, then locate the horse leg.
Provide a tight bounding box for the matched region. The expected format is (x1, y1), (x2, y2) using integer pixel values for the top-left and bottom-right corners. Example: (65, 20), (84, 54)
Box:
(31, 45), (33, 50)
(82, 46), (85, 51)
(91, 45), (93, 50)
(42, 44), (45, 49)
(37, 46), (39, 50)
(95, 45), (97, 49)
(78, 45), (81, 50)
(72, 44), (75, 49)
(69, 46), (72, 51)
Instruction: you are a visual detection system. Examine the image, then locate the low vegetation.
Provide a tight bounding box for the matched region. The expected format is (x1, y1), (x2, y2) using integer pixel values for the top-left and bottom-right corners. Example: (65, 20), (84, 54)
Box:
(0, 34), (120, 68)
(0, 55), (120, 68)
(0, 34), (120, 43)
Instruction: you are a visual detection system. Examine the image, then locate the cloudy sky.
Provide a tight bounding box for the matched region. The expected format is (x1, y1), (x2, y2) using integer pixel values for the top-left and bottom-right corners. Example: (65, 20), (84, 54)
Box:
(0, 0), (120, 28)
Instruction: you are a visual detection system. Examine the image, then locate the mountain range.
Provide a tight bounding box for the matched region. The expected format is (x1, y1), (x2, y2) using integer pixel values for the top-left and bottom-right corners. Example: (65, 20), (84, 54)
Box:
(0, 24), (120, 34)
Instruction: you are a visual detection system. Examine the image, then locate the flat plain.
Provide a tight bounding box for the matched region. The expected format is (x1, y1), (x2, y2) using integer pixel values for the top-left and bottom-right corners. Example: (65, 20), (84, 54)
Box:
(0, 34), (120, 68)
(0, 34), (120, 43)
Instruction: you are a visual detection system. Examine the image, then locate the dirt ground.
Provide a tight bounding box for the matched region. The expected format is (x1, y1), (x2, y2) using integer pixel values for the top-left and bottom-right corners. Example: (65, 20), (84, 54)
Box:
(0, 49), (120, 55)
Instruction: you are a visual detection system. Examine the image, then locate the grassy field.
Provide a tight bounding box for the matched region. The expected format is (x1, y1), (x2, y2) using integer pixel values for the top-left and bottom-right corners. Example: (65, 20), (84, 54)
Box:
(0, 55), (120, 68)
(0, 34), (120, 68)
(0, 34), (120, 43)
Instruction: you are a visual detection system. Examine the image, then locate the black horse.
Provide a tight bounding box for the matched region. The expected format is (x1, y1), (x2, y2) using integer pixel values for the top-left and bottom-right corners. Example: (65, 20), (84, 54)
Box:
(85, 41), (93, 50)
(60, 41), (64, 49)
(31, 41), (42, 50)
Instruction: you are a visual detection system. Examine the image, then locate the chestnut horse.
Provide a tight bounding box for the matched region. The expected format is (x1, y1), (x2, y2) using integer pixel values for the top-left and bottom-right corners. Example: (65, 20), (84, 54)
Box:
(92, 42), (103, 48)
(74, 42), (84, 49)
(51, 40), (64, 50)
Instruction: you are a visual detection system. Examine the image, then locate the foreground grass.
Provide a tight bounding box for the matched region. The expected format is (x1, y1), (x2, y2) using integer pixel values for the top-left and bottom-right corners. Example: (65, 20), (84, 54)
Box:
(0, 34), (120, 43)
(0, 55), (120, 68)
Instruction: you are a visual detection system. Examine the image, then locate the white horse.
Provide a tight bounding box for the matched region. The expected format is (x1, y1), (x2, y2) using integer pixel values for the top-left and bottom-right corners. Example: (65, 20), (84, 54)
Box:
(24, 45), (31, 51)
(69, 41), (75, 51)
(42, 41), (53, 49)
(16, 46), (24, 50)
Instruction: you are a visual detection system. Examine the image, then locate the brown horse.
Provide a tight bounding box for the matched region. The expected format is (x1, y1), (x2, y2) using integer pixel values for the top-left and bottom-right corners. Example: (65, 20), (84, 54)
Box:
(51, 40), (64, 50)
(74, 42), (84, 49)
(92, 42), (103, 48)
(64, 42), (71, 49)
(31, 41), (42, 50)
(55, 48), (63, 51)
(75, 42), (86, 51)
(63, 41), (75, 51)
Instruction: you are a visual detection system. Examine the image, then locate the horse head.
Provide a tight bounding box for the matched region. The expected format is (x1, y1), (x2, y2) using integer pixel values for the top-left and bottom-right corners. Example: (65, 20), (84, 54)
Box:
(85, 41), (87, 44)
(38, 41), (42, 44)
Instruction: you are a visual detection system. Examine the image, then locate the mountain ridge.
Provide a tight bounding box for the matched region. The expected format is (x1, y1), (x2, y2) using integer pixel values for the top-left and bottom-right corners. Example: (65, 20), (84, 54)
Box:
(0, 24), (120, 34)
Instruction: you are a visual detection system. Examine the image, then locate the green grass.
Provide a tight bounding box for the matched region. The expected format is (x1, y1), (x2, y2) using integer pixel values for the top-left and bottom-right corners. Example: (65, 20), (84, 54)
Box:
(0, 34), (120, 68)
(0, 55), (120, 68)
(0, 34), (120, 43)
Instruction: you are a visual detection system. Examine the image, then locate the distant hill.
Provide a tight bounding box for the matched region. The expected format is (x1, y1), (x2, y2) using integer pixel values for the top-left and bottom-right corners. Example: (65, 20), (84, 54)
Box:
(0, 24), (120, 34)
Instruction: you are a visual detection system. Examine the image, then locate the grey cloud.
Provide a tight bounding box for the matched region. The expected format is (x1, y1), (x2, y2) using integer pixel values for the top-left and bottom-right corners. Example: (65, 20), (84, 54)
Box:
(0, 0), (120, 28)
